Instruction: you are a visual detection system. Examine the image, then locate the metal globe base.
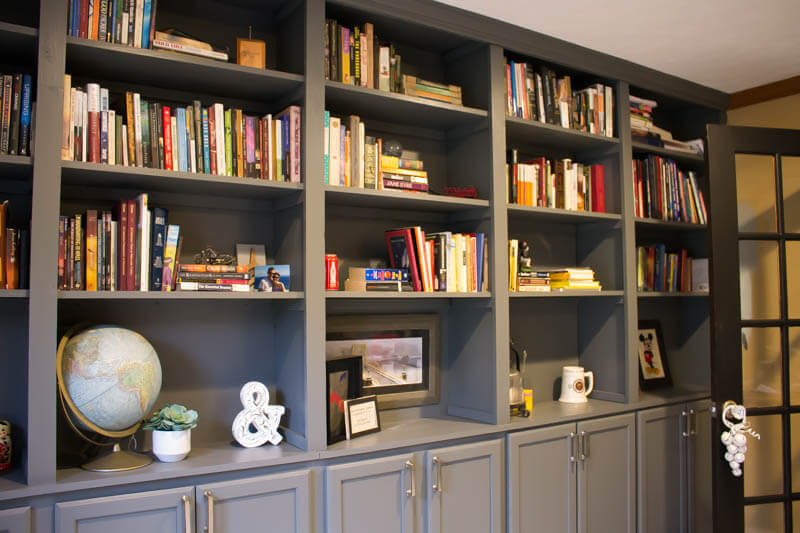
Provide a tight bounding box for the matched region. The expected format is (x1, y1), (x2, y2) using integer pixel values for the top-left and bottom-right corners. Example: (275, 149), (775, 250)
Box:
(81, 443), (153, 472)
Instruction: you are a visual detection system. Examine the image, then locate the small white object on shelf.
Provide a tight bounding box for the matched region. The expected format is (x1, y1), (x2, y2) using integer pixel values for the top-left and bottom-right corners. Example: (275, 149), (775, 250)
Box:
(152, 429), (191, 462)
(232, 381), (285, 448)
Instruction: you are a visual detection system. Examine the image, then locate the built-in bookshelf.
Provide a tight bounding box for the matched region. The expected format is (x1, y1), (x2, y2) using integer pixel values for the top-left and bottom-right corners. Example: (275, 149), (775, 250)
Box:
(0, 0), (727, 495)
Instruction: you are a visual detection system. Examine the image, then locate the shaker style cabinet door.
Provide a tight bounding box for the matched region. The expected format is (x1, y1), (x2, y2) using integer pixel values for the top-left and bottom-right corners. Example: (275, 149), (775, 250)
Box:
(507, 424), (577, 533)
(326, 453), (418, 533)
(0, 507), (31, 533)
(196, 469), (311, 533)
(577, 413), (636, 533)
(55, 486), (194, 533)
(637, 404), (687, 533)
(686, 399), (712, 533)
(425, 439), (503, 533)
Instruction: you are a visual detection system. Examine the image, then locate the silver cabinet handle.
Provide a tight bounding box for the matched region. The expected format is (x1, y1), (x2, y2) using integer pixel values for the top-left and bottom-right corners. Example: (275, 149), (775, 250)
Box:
(689, 409), (697, 436)
(568, 432), (577, 464)
(432, 456), (442, 493)
(204, 491), (215, 533)
(182, 495), (192, 533)
(579, 431), (587, 461)
(682, 411), (690, 437)
(405, 460), (416, 497)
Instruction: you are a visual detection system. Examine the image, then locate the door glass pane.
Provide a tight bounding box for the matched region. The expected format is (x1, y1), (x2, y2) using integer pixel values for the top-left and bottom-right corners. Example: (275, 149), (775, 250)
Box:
(793, 500), (800, 532)
(787, 242), (800, 319)
(791, 328), (800, 405)
(740, 240), (781, 320)
(736, 154), (777, 233)
(744, 414), (783, 497)
(782, 156), (800, 233)
(792, 414), (800, 493)
(742, 327), (782, 408)
(745, 503), (784, 533)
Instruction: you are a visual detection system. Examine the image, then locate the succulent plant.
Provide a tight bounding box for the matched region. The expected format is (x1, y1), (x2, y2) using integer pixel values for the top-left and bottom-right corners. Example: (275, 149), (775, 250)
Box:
(142, 404), (198, 431)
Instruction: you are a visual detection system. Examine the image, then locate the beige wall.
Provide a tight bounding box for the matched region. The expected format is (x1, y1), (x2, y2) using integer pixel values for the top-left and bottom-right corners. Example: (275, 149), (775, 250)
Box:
(728, 93), (800, 129)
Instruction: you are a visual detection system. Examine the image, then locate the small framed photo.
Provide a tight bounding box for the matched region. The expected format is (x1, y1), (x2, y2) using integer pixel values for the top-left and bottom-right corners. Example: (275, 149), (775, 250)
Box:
(236, 38), (266, 69)
(344, 395), (381, 440)
(637, 320), (672, 390)
(326, 357), (362, 444)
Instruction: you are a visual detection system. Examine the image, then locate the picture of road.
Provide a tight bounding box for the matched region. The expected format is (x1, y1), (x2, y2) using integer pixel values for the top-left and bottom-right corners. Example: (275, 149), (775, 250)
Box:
(326, 336), (423, 389)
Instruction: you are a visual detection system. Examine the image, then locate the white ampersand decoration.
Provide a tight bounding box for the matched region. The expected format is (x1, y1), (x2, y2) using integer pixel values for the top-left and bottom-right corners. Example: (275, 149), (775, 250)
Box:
(720, 403), (760, 478)
(232, 381), (285, 448)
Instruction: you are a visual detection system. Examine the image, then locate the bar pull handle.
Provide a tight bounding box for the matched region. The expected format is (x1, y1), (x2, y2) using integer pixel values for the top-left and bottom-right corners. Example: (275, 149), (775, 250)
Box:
(682, 411), (690, 438)
(182, 495), (192, 533)
(204, 491), (215, 533)
(405, 460), (416, 497)
(579, 431), (587, 461)
(432, 456), (442, 493)
(569, 432), (577, 464)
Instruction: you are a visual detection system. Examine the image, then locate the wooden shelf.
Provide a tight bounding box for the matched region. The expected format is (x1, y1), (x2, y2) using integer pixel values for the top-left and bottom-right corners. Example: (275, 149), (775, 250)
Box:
(510, 290), (623, 298)
(631, 141), (705, 167)
(0, 289), (29, 299)
(638, 291), (709, 298)
(508, 204), (621, 224)
(505, 116), (619, 153)
(326, 185), (489, 212)
(65, 36), (304, 103)
(58, 290), (305, 300)
(61, 161), (303, 201)
(634, 217), (706, 231)
(325, 80), (488, 131)
(327, 291), (491, 299)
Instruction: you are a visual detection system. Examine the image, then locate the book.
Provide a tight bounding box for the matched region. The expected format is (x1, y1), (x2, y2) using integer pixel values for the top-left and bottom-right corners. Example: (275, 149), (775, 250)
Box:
(347, 267), (408, 282)
(161, 224), (179, 291)
(179, 281), (249, 292)
(385, 228), (421, 292)
(149, 207), (167, 290)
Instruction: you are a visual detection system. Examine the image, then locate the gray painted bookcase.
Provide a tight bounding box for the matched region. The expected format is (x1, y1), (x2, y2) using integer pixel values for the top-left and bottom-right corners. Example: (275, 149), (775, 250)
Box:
(0, 0), (726, 525)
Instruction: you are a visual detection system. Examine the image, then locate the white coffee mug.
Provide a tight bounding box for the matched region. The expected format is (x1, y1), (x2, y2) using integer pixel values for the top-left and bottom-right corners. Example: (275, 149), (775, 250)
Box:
(559, 366), (594, 403)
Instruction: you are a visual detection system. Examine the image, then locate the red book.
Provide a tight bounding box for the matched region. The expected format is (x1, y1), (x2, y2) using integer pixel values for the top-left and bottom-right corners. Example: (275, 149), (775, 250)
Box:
(80, 0), (89, 38)
(414, 226), (431, 292)
(126, 199), (136, 291)
(86, 83), (100, 163)
(590, 164), (605, 213)
(385, 228), (421, 292)
(58, 217), (67, 289)
(162, 106), (173, 171)
(208, 106), (218, 175)
(115, 200), (128, 291)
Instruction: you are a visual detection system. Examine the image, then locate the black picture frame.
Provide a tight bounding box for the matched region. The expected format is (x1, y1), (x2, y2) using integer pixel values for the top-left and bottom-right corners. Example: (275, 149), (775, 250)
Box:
(637, 320), (672, 390)
(326, 356), (362, 444)
(344, 395), (381, 440)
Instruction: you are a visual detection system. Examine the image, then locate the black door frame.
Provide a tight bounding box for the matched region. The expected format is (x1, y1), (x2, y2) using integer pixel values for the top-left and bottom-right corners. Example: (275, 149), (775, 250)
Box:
(707, 124), (800, 532)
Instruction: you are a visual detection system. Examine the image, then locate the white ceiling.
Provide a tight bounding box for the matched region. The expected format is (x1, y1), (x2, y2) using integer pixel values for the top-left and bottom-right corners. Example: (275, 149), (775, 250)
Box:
(434, 0), (800, 94)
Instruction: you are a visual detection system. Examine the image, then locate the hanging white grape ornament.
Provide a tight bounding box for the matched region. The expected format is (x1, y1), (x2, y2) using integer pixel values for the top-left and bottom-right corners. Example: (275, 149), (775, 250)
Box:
(232, 381), (285, 448)
(720, 402), (760, 478)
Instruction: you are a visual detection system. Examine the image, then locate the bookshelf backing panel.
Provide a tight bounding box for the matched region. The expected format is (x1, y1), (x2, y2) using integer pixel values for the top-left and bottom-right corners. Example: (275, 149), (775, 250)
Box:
(0, 300), (28, 479)
(635, 224), (708, 261)
(0, 7), (39, 32)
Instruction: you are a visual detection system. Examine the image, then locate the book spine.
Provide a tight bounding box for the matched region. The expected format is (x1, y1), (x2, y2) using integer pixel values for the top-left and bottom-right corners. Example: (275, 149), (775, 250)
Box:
(140, 0), (151, 47)
(133, 0), (143, 47)
(85, 83), (100, 162)
(170, 115), (178, 170)
(186, 106), (196, 173)
(124, 91), (135, 165)
(8, 74), (21, 155)
(176, 106), (188, 172)
(149, 206), (167, 290)
(133, 92), (143, 166)
(160, 224), (179, 291)
(140, 100), (152, 167)
(0, 75), (12, 154)
(323, 110), (330, 184)
(381, 178), (429, 191)
(202, 107), (211, 174)
(193, 100), (203, 173)
(224, 108), (232, 176)
(178, 271), (250, 281)
(73, 213), (83, 289)
(161, 106), (172, 170)
(291, 106), (301, 182)
(213, 103), (225, 175)
(179, 281), (249, 292)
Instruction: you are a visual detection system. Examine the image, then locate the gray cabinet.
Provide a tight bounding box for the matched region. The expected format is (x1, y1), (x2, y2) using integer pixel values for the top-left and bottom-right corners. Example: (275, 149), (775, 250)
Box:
(507, 423), (576, 533)
(425, 439), (503, 533)
(197, 469), (311, 533)
(506, 414), (635, 533)
(55, 486), (193, 533)
(636, 399), (712, 533)
(325, 452), (418, 533)
(0, 507), (30, 533)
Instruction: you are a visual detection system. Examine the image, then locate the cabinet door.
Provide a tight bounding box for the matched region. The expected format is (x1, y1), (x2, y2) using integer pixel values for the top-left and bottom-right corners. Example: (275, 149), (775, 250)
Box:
(55, 486), (193, 533)
(686, 399), (712, 533)
(636, 404), (687, 533)
(507, 424), (577, 533)
(326, 453), (417, 533)
(0, 507), (30, 533)
(425, 438), (503, 533)
(197, 469), (311, 533)
(577, 413), (635, 533)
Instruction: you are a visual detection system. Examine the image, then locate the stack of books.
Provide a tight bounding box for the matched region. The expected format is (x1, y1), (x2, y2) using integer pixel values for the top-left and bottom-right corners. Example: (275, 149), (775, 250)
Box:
(61, 76), (302, 182)
(507, 151), (605, 212)
(57, 194), (184, 292)
(637, 245), (699, 293)
(516, 271), (550, 292)
(323, 113), (428, 192)
(177, 264), (250, 292)
(504, 59), (614, 137)
(401, 75), (462, 105)
(630, 94), (703, 155)
(68, 0), (157, 49)
(549, 268), (601, 291)
(325, 19), (400, 92)
(632, 155), (707, 223)
(384, 227), (487, 292)
(0, 73), (34, 157)
(0, 201), (28, 290)
(151, 31), (228, 61)
(343, 267), (413, 292)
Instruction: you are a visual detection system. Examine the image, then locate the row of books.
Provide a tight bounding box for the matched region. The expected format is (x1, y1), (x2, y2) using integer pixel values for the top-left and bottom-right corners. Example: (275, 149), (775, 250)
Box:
(57, 194), (183, 291)
(68, 0), (156, 49)
(630, 94), (703, 155)
(505, 59), (614, 137)
(637, 245), (708, 293)
(60, 76), (302, 182)
(325, 19), (398, 91)
(323, 113), (428, 192)
(507, 152), (606, 212)
(632, 156), (707, 223)
(384, 227), (487, 292)
(0, 201), (28, 290)
(0, 74), (34, 157)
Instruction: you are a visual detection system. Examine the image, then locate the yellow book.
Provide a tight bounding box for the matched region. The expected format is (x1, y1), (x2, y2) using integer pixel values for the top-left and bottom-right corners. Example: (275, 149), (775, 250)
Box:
(509, 239), (518, 291)
(85, 210), (98, 291)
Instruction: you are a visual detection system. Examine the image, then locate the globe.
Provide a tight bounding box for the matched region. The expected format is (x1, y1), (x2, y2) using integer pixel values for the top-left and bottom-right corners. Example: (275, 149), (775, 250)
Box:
(57, 325), (163, 471)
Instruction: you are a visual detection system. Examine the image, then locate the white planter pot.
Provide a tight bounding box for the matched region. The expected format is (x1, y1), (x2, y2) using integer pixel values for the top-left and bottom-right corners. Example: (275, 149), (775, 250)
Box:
(152, 429), (191, 462)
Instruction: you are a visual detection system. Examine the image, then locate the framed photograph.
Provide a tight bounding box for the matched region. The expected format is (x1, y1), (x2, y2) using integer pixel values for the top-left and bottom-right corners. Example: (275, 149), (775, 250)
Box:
(326, 314), (440, 410)
(344, 395), (381, 439)
(637, 320), (672, 389)
(236, 38), (267, 69)
(252, 264), (290, 292)
(326, 357), (362, 444)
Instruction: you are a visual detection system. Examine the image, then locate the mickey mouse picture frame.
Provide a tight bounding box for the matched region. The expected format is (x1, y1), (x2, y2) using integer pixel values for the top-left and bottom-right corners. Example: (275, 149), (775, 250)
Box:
(637, 320), (672, 390)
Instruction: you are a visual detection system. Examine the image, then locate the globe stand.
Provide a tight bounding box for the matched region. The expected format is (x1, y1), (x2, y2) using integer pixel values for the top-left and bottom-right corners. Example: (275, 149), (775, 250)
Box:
(81, 443), (153, 472)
